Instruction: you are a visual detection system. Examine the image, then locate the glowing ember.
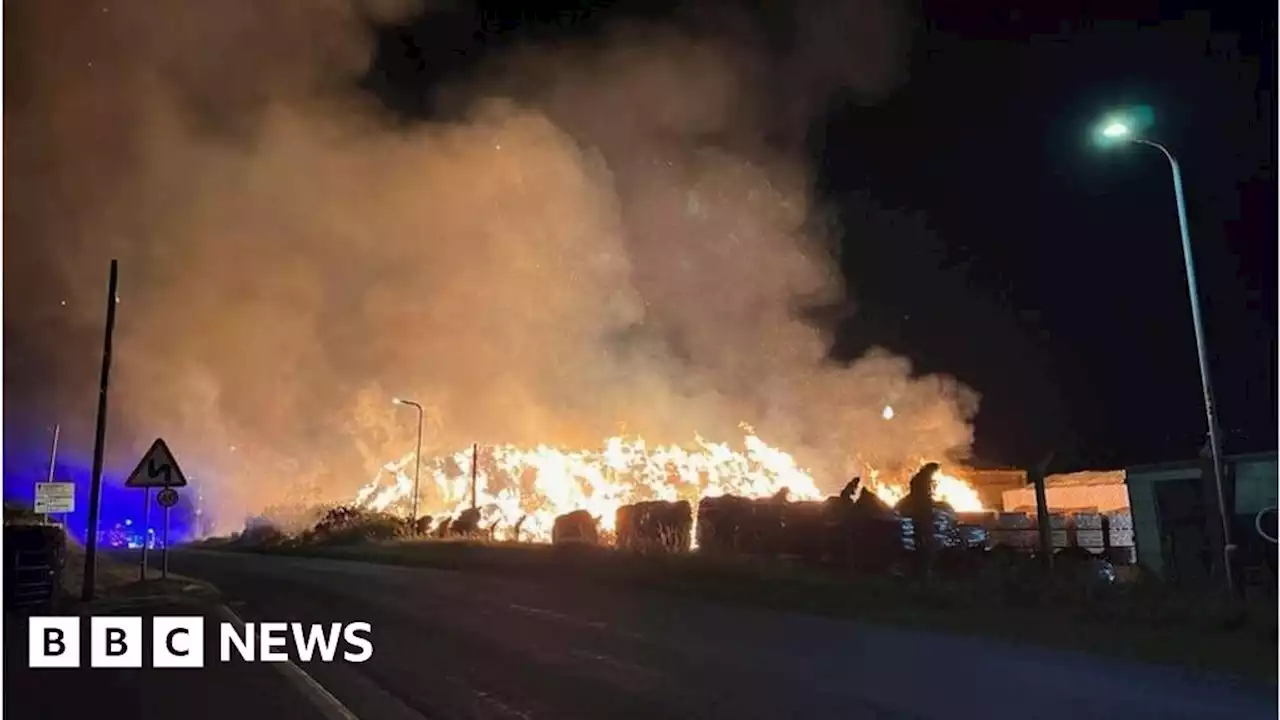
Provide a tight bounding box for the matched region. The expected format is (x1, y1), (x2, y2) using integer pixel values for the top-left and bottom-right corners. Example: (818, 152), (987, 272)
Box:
(354, 431), (987, 541)
(882, 405), (895, 420)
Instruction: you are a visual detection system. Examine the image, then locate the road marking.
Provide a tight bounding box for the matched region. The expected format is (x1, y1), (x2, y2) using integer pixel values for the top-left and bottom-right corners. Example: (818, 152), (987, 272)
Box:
(443, 675), (535, 720)
(507, 603), (610, 630)
(215, 604), (361, 720)
(568, 649), (655, 676)
(507, 604), (652, 641)
(507, 603), (571, 621)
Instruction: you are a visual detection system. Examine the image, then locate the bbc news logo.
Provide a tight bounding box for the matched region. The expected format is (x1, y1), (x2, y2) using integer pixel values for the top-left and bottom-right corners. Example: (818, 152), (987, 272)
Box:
(29, 617), (373, 668)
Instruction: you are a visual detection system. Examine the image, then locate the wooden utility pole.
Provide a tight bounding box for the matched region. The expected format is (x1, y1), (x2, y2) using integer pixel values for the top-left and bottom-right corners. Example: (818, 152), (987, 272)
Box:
(82, 260), (119, 602)
(470, 443), (479, 510)
(1032, 452), (1056, 570)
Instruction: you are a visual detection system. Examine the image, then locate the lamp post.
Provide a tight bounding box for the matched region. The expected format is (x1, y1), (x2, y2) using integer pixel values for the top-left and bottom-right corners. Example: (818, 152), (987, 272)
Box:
(392, 398), (425, 530)
(1095, 112), (1234, 594)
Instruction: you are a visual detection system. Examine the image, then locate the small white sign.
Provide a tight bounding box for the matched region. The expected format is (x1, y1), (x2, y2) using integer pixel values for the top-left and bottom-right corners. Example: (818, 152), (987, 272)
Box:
(34, 482), (75, 514)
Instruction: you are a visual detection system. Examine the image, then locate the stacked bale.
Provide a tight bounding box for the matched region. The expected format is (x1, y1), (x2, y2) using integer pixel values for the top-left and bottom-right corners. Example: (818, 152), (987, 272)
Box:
(696, 495), (754, 554)
(552, 510), (599, 545)
(616, 500), (692, 553)
(841, 487), (910, 574)
(698, 491), (796, 556)
(699, 485), (910, 573)
(777, 501), (830, 560)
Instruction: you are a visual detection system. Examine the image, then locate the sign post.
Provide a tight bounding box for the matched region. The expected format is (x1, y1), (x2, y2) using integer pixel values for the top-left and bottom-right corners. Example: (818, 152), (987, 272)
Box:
(157, 487), (179, 580)
(124, 438), (189, 582)
(140, 489), (151, 581)
(42, 424), (61, 523)
(34, 483), (75, 516)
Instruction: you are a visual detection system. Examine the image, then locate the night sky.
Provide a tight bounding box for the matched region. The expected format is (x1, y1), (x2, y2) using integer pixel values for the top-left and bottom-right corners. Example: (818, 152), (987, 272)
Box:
(367, 0), (1275, 470)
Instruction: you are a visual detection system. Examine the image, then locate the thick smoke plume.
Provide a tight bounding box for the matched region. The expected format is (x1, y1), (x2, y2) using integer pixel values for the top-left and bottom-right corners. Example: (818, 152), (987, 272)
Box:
(5, 0), (978, 528)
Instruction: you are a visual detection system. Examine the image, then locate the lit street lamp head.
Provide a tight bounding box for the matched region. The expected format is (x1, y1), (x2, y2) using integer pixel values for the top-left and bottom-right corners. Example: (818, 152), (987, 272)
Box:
(1092, 105), (1155, 148)
(1101, 122), (1130, 139)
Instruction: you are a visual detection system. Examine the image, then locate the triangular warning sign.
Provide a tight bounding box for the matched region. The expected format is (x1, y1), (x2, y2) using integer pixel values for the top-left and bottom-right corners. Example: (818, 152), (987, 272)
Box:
(124, 438), (189, 488)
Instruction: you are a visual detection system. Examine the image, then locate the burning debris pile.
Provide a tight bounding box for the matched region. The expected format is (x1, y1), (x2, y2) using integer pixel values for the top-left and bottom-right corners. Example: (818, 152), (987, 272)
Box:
(353, 430), (987, 544)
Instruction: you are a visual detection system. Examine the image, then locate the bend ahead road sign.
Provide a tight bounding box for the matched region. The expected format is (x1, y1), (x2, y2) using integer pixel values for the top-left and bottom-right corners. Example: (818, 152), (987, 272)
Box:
(125, 438), (189, 488)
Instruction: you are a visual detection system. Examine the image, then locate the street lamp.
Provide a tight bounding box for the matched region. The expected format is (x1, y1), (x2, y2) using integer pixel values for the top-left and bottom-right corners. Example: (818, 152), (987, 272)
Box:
(392, 397), (424, 530)
(1094, 109), (1235, 594)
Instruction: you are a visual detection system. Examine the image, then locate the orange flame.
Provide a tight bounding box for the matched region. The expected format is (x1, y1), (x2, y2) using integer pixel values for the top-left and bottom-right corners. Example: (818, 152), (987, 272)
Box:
(355, 432), (985, 541)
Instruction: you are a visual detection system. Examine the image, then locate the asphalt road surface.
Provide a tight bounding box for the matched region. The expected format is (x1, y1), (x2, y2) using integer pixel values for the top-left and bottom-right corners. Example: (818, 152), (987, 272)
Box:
(170, 550), (1274, 720)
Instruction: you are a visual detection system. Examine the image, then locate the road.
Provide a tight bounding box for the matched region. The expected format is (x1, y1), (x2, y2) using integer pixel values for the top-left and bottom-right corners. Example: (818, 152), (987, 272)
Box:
(170, 550), (1274, 720)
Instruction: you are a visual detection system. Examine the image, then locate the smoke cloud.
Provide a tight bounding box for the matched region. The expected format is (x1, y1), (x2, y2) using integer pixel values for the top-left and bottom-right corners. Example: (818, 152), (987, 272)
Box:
(5, 0), (978, 527)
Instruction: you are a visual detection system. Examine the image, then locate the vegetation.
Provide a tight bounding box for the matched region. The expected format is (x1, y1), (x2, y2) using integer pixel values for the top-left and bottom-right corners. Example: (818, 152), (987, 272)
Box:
(3, 500), (43, 526)
(200, 506), (1277, 683)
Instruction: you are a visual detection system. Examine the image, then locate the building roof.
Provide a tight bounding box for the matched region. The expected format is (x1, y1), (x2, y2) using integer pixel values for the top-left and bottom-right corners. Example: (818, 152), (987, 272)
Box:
(1125, 450), (1278, 477)
(1043, 470), (1126, 488)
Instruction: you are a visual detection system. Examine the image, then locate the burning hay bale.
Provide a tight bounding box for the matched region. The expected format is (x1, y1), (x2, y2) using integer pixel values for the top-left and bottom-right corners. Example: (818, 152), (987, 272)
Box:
(696, 491), (799, 556)
(616, 500), (692, 554)
(697, 479), (913, 574)
(552, 510), (599, 545)
(777, 500), (831, 559)
(697, 495), (758, 555)
(828, 479), (910, 573)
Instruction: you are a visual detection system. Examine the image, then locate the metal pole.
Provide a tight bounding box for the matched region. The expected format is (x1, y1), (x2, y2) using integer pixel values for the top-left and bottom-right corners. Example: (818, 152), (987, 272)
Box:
(81, 259), (119, 602)
(140, 488), (151, 581)
(46, 424), (60, 484)
(1032, 453), (1055, 569)
(1136, 140), (1234, 595)
(162, 506), (170, 580)
(42, 424), (60, 524)
(394, 399), (426, 529)
(195, 478), (205, 540)
(470, 443), (479, 510)
(413, 406), (423, 529)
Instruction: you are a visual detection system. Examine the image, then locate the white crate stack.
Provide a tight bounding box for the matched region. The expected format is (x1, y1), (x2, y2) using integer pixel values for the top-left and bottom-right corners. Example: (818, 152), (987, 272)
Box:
(985, 509), (1136, 561)
(1104, 511), (1136, 564)
(991, 513), (1036, 549)
(1072, 512), (1105, 554)
(1105, 511), (1135, 546)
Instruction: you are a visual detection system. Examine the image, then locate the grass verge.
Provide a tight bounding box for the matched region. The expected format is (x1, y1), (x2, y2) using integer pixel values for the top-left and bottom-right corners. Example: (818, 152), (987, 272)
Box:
(59, 543), (220, 611)
(199, 536), (1277, 684)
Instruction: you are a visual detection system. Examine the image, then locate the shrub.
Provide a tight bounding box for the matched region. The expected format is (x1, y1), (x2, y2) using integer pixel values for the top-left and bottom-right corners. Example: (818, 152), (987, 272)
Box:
(4, 501), (43, 526)
(230, 524), (287, 549)
(308, 505), (408, 545)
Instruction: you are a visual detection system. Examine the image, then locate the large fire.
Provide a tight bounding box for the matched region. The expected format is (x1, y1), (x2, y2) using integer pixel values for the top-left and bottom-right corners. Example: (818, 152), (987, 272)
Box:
(354, 430), (986, 542)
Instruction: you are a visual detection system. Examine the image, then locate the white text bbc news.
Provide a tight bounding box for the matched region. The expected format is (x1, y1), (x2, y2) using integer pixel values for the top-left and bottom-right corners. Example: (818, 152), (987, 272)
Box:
(28, 617), (373, 668)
